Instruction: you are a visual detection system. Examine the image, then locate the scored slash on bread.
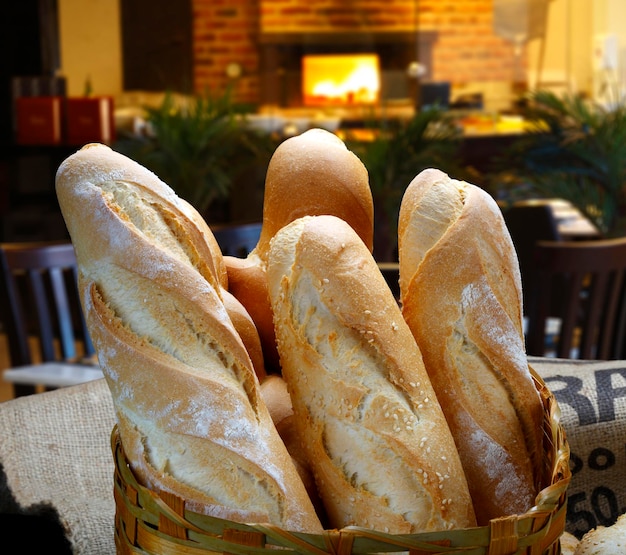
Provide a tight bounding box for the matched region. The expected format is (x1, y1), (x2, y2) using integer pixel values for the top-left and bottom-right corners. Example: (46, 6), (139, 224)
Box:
(55, 143), (322, 533)
(267, 214), (476, 533)
(398, 168), (545, 525)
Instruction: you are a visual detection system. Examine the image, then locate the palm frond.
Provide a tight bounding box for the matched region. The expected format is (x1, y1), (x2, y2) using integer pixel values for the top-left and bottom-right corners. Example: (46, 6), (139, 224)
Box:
(509, 90), (626, 236)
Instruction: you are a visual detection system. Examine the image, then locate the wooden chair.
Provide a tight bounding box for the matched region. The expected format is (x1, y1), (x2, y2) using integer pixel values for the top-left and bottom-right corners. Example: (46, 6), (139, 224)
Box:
(524, 237), (626, 360)
(211, 222), (262, 258)
(0, 242), (102, 397)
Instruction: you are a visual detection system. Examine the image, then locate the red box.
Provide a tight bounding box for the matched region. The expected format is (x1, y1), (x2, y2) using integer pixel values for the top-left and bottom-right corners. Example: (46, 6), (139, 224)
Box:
(65, 96), (115, 145)
(15, 96), (63, 145)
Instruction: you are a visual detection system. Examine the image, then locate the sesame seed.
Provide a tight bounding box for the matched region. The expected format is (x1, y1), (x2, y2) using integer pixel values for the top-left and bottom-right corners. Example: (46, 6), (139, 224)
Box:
(322, 278), (329, 284)
(364, 310), (371, 315)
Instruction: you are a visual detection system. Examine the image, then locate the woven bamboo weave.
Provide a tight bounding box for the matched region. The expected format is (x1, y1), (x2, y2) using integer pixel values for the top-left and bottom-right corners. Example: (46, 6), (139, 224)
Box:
(113, 367), (571, 555)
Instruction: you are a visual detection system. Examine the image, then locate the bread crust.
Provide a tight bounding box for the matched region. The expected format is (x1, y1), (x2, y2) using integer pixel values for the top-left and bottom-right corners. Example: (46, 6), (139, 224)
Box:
(398, 168), (544, 524)
(267, 214), (476, 533)
(55, 143), (321, 532)
(224, 128), (374, 372)
(256, 128), (373, 259)
(574, 513), (626, 554)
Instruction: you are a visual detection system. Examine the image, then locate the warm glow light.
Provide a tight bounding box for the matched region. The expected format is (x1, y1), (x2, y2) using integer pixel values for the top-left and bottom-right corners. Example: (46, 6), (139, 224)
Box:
(302, 54), (380, 106)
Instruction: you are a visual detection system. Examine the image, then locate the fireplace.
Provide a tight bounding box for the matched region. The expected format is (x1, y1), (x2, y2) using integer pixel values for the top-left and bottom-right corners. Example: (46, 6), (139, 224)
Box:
(258, 32), (436, 109)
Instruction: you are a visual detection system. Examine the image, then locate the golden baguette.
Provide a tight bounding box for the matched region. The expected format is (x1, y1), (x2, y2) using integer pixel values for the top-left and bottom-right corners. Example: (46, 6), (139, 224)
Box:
(398, 168), (544, 525)
(267, 214), (476, 533)
(224, 128), (374, 371)
(55, 143), (322, 532)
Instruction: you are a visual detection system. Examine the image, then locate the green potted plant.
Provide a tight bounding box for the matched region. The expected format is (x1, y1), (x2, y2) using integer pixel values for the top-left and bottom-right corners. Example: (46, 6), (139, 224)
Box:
(502, 90), (626, 237)
(115, 88), (276, 222)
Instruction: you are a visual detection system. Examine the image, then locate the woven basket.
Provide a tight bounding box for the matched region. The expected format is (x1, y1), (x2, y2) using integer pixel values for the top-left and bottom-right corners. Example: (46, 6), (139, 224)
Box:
(113, 367), (571, 554)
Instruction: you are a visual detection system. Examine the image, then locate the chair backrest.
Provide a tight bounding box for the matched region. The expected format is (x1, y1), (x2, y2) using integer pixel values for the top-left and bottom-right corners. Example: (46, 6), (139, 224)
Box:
(525, 237), (626, 360)
(0, 242), (95, 378)
(503, 202), (561, 315)
(211, 223), (262, 258)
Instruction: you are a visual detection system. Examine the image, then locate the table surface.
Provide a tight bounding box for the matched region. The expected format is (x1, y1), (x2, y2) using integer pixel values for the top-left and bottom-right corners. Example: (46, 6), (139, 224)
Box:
(3, 362), (104, 388)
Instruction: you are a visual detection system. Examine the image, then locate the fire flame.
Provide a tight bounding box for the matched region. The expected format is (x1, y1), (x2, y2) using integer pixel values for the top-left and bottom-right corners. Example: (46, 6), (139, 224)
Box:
(303, 54), (380, 106)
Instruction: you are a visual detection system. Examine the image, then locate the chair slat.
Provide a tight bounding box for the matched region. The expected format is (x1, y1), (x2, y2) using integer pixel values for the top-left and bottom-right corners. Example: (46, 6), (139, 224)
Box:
(556, 272), (585, 358)
(612, 278), (626, 359)
(27, 268), (58, 362)
(580, 273), (608, 359)
(49, 266), (78, 361)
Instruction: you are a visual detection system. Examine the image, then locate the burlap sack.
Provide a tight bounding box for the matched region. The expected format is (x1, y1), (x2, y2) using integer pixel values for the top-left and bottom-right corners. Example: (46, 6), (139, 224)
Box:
(530, 356), (626, 540)
(0, 378), (116, 554)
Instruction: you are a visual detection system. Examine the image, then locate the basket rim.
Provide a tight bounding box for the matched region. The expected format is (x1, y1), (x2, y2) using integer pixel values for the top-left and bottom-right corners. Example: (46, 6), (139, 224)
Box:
(112, 366), (571, 554)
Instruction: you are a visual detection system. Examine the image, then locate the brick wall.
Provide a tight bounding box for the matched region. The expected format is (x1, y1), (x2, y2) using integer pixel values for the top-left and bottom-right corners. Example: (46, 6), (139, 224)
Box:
(193, 0), (260, 103)
(419, 0), (526, 84)
(192, 0), (526, 104)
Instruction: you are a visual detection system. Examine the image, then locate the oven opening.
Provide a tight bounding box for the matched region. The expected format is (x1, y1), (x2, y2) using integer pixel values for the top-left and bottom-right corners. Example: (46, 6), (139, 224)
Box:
(302, 53), (381, 107)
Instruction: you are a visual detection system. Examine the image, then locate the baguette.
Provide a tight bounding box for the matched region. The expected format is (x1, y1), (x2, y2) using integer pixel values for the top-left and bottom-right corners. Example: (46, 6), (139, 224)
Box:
(398, 168), (544, 524)
(55, 143), (321, 532)
(267, 214), (476, 533)
(224, 128), (374, 371)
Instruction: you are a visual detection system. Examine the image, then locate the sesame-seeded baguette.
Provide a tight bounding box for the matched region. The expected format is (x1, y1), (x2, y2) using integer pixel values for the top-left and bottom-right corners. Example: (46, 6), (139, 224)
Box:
(55, 143), (321, 532)
(267, 214), (476, 533)
(398, 168), (544, 525)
